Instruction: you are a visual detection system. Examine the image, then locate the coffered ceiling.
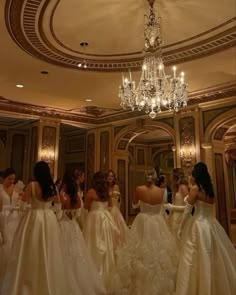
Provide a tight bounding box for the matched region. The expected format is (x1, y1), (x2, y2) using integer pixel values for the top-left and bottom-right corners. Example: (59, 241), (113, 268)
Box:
(0, 0), (235, 123)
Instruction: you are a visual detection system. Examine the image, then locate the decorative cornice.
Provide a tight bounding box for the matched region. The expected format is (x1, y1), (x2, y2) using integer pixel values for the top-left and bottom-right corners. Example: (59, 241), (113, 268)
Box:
(0, 82), (236, 126)
(5, 0), (236, 72)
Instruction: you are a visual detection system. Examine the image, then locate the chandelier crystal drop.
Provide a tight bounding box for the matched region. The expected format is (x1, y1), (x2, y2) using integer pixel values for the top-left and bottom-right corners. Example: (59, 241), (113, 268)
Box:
(118, 0), (188, 119)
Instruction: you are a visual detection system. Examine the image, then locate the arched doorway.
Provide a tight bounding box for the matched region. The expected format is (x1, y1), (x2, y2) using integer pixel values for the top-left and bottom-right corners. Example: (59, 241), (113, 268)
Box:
(114, 121), (175, 223)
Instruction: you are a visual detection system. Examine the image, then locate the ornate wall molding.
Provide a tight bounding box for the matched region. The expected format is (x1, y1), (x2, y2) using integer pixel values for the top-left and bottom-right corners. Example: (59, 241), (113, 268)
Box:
(5, 0), (236, 72)
(0, 82), (236, 126)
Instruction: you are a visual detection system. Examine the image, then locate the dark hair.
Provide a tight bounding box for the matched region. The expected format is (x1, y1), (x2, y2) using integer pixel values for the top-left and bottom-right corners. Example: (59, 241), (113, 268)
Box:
(92, 171), (108, 200)
(34, 161), (56, 200)
(156, 174), (166, 187)
(62, 170), (78, 205)
(106, 169), (117, 186)
(192, 162), (214, 198)
(73, 169), (84, 180)
(3, 168), (15, 179)
(0, 171), (4, 178)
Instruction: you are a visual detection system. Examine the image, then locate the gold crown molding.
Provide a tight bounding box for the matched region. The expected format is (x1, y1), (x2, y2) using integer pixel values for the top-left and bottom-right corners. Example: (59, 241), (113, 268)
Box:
(5, 0), (236, 72)
(0, 82), (236, 126)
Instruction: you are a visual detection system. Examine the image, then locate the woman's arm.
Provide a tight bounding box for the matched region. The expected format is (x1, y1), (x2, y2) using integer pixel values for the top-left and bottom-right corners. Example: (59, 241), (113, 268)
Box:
(187, 185), (199, 205)
(132, 186), (140, 209)
(84, 189), (93, 210)
(179, 184), (189, 197)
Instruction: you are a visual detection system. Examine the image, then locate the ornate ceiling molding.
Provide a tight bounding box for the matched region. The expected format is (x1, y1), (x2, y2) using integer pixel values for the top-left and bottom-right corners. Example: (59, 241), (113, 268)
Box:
(5, 0), (236, 72)
(0, 82), (236, 125)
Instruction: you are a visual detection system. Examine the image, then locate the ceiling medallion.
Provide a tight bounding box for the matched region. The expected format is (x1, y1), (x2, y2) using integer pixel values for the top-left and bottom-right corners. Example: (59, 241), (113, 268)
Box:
(119, 0), (188, 119)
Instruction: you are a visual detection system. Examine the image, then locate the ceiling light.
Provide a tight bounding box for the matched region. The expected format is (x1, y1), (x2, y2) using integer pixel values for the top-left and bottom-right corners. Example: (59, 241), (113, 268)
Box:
(77, 42), (88, 69)
(118, 0), (188, 119)
(85, 98), (92, 102)
(16, 84), (24, 88)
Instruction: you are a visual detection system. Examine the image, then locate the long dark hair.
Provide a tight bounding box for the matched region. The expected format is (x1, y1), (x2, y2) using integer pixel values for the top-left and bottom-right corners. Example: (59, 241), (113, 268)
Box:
(192, 162), (214, 198)
(92, 171), (108, 200)
(62, 170), (78, 205)
(156, 174), (165, 187)
(34, 161), (56, 200)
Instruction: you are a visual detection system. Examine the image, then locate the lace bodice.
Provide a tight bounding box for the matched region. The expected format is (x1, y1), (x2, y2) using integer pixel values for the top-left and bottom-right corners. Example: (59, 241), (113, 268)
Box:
(140, 201), (162, 215)
(174, 192), (185, 206)
(31, 182), (53, 210)
(194, 200), (214, 218)
(90, 200), (108, 211)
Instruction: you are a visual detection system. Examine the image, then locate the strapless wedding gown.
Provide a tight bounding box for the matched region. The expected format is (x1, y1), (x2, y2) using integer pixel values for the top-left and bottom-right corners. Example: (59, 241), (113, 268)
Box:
(110, 196), (129, 245)
(83, 201), (120, 290)
(0, 183), (72, 295)
(176, 200), (236, 295)
(59, 210), (106, 295)
(0, 187), (22, 285)
(170, 192), (185, 232)
(111, 201), (178, 295)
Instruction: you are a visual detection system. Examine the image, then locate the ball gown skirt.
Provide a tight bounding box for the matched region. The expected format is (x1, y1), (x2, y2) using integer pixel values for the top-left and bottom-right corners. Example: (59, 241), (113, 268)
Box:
(59, 210), (106, 295)
(110, 197), (129, 245)
(83, 201), (121, 290)
(0, 188), (22, 285)
(0, 187), (73, 295)
(176, 200), (236, 295)
(110, 201), (178, 295)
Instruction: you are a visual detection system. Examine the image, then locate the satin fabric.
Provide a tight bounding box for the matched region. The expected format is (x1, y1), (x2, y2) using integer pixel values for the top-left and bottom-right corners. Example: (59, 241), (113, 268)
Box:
(110, 196), (129, 245)
(170, 192), (185, 232)
(59, 210), (106, 295)
(0, 186), (22, 284)
(83, 201), (121, 290)
(0, 183), (72, 295)
(111, 201), (178, 295)
(176, 200), (236, 295)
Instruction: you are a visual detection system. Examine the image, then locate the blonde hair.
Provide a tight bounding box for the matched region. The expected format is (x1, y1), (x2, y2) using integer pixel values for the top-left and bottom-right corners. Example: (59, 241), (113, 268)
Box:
(145, 169), (157, 183)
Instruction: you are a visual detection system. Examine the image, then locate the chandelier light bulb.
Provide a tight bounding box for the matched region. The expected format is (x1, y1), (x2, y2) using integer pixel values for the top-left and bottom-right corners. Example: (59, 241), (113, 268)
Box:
(78, 63), (82, 67)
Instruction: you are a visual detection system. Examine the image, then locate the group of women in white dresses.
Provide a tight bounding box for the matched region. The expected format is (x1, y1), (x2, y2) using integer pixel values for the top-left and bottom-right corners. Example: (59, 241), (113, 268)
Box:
(0, 161), (235, 295)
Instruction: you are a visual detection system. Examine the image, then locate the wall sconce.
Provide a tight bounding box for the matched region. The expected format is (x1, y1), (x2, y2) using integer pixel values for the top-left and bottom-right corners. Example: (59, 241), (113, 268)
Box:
(40, 145), (55, 163)
(180, 144), (195, 167)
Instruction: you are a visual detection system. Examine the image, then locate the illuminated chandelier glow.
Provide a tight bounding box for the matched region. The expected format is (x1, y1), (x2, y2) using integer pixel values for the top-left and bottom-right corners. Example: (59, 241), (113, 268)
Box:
(118, 0), (188, 119)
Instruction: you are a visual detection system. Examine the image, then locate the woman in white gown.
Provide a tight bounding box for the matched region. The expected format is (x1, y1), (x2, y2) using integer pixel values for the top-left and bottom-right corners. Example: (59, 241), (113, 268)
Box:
(59, 170), (106, 295)
(176, 162), (236, 295)
(111, 169), (178, 295)
(106, 169), (128, 244)
(164, 169), (189, 245)
(1, 161), (72, 295)
(0, 168), (24, 284)
(83, 171), (121, 291)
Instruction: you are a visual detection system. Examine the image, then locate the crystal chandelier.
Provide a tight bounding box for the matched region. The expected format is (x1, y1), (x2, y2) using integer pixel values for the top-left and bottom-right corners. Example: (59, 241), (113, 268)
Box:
(118, 0), (188, 119)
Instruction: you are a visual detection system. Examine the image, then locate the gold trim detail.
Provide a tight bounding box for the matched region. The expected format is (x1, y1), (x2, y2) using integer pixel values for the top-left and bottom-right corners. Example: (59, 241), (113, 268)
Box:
(5, 0), (236, 72)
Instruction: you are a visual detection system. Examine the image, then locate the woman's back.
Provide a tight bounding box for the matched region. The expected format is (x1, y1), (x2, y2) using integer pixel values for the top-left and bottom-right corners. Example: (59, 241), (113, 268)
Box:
(136, 184), (164, 205)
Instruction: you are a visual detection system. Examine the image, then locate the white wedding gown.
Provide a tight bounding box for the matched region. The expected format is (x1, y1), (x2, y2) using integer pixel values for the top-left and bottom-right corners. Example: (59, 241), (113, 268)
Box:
(0, 186), (22, 285)
(83, 201), (121, 290)
(176, 200), (236, 295)
(0, 182), (72, 295)
(59, 210), (106, 295)
(110, 195), (129, 245)
(111, 201), (178, 295)
(170, 192), (185, 234)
